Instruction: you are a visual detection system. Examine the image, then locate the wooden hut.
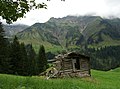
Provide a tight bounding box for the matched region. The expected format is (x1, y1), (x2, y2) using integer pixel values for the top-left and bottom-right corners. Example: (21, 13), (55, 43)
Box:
(51, 52), (91, 77)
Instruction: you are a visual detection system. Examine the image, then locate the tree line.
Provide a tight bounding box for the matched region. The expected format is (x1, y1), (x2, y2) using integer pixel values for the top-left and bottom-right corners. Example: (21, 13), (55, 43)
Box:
(0, 22), (48, 76)
(85, 46), (120, 70)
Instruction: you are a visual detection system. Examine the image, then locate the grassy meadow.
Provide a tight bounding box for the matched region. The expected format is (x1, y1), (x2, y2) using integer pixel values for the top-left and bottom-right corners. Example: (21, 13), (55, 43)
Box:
(0, 68), (120, 89)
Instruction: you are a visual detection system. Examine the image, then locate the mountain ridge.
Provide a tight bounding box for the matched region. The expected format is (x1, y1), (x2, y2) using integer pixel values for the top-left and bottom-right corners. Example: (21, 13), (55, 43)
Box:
(14, 16), (120, 51)
(3, 24), (28, 37)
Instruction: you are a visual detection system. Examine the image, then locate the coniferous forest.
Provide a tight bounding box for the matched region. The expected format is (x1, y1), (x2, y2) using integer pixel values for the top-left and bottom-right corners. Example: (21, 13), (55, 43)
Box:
(0, 22), (48, 76)
(85, 46), (120, 70)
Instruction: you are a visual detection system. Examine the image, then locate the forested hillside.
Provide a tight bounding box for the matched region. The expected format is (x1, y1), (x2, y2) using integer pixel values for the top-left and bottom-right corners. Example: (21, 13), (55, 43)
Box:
(86, 46), (120, 70)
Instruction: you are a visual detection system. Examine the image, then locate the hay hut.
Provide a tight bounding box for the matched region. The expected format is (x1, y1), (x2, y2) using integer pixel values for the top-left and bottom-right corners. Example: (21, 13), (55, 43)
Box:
(51, 52), (91, 78)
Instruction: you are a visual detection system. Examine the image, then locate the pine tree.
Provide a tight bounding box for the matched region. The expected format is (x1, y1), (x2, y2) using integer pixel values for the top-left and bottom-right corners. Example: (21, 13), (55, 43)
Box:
(37, 45), (47, 74)
(26, 44), (36, 75)
(0, 22), (11, 73)
(0, 22), (5, 72)
(18, 43), (28, 76)
(10, 36), (21, 75)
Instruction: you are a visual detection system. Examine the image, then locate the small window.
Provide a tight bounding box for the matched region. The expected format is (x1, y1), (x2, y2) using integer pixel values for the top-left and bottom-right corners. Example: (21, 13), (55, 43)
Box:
(81, 61), (88, 70)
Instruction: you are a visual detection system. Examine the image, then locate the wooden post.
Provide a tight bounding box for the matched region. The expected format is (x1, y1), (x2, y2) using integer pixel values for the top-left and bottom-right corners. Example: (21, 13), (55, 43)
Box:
(72, 59), (76, 72)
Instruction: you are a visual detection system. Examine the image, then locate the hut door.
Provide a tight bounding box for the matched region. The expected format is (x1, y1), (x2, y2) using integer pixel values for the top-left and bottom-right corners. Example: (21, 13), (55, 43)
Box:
(75, 58), (80, 70)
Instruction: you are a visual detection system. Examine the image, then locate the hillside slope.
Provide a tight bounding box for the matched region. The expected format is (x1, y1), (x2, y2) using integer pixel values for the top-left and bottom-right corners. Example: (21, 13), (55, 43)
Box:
(0, 68), (120, 89)
(17, 16), (120, 51)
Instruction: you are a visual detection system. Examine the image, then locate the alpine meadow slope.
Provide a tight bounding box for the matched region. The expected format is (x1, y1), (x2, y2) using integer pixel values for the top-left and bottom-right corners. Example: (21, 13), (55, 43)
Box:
(0, 68), (120, 89)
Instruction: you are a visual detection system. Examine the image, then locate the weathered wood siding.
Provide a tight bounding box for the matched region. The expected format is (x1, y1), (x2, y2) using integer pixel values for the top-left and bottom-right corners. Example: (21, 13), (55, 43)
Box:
(62, 60), (72, 70)
(53, 61), (61, 71)
(80, 59), (89, 70)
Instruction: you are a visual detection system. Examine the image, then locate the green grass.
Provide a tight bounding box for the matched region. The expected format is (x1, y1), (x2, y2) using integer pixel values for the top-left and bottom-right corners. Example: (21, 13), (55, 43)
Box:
(88, 34), (120, 48)
(0, 68), (120, 89)
(19, 39), (63, 53)
(88, 39), (120, 49)
(32, 44), (63, 53)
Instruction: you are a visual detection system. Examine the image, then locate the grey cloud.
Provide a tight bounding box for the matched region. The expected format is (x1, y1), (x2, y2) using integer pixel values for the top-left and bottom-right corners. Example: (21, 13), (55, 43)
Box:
(105, 0), (120, 6)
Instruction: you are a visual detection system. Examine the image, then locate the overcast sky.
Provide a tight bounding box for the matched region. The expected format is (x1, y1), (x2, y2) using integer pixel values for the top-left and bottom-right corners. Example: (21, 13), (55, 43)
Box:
(3, 0), (120, 25)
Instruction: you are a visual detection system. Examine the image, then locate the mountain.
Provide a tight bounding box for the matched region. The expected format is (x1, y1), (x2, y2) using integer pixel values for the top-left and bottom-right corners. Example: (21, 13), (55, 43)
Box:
(17, 16), (120, 52)
(85, 18), (120, 47)
(3, 24), (28, 37)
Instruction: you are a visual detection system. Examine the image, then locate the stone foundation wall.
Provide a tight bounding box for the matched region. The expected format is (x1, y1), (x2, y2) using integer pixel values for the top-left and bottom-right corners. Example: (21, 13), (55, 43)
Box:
(57, 70), (90, 78)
